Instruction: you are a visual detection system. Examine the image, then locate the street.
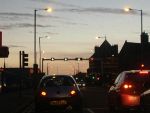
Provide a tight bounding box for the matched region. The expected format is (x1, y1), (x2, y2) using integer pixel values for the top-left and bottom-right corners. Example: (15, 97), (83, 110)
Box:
(82, 86), (108, 113)
(20, 86), (109, 113)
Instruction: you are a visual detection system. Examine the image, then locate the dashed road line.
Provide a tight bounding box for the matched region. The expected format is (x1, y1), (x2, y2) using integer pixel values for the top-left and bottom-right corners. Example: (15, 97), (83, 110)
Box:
(86, 108), (95, 113)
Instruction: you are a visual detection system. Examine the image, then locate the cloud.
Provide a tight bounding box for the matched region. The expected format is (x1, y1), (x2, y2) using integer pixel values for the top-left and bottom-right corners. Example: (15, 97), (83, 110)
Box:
(56, 7), (150, 16)
(62, 21), (88, 26)
(0, 23), (54, 30)
(44, 31), (59, 35)
(0, 12), (60, 22)
(8, 45), (26, 48)
(30, 0), (81, 8)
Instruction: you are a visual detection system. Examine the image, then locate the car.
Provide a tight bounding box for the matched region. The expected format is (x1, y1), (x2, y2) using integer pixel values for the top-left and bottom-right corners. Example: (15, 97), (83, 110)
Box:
(108, 70), (150, 112)
(140, 82), (150, 113)
(35, 75), (83, 113)
(76, 80), (86, 88)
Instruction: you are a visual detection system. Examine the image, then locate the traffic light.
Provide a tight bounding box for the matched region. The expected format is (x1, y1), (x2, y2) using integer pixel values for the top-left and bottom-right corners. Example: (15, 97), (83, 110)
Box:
(50, 57), (55, 61)
(89, 57), (94, 61)
(0, 46), (9, 58)
(75, 57), (83, 61)
(22, 51), (28, 68)
(64, 58), (68, 61)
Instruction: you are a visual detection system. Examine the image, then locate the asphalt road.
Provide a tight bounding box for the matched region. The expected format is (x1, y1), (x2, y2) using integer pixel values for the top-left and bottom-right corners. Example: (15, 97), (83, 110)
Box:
(82, 86), (109, 113)
(20, 86), (109, 113)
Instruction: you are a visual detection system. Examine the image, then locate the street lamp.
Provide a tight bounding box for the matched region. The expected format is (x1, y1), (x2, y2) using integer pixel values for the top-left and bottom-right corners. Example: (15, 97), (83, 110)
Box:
(124, 8), (143, 35)
(33, 7), (52, 73)
(96, 35), (106, 40)
(39, 36), (49, 72)
(124, 7), (144, 66)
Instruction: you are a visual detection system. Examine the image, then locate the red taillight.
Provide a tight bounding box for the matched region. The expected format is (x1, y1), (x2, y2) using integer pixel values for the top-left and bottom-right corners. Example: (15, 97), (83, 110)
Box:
(70, 90), (76, 96)
(123, 84), (133, 89)
(139, 70), (148, 74)
(40, 91), (47, 96)
(121, 94), (140, 106)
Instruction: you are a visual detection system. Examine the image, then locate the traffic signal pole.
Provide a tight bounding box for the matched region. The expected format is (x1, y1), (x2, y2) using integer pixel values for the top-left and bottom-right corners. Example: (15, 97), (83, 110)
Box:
(41, 57), (89, 74)
(19, 51), (22, 68)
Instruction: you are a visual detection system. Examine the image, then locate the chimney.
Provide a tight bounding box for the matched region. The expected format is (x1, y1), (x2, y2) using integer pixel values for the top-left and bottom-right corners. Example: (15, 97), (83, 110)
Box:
(141, 32), (149, 44)
(111, 45), (118, 56)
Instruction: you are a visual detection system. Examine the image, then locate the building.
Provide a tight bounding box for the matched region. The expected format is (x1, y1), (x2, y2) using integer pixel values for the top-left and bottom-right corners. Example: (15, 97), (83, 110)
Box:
(119, 32), (150, 71)
(87, 39), (118, 78)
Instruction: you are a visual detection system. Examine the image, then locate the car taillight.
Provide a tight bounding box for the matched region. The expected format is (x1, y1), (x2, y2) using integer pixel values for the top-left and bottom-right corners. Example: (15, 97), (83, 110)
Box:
(40, 91), (47, 96)
(123, 84), (133, 89)
(70, 90), (76, 96)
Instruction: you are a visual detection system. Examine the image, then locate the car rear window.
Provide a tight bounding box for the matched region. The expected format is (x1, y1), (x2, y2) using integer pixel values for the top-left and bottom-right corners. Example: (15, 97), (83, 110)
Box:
(125, 72), (150, 84)
(40, 76), (75, 87)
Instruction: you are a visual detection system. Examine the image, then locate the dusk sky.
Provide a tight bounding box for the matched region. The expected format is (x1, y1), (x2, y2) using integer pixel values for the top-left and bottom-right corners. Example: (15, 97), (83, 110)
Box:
(1, 0), (150, 75)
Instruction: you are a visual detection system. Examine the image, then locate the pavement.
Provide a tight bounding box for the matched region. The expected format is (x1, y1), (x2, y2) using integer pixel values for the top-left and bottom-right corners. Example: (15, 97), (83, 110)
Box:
(0, 89), (34, 113)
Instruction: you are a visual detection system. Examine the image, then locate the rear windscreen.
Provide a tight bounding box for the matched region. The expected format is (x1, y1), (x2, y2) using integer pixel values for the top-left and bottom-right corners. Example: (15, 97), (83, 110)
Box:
(125, 72), (150, 84)
(40, 76), (75, 87)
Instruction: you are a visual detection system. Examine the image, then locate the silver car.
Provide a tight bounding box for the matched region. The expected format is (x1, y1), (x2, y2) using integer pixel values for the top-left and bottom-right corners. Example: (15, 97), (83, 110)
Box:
(35, 75), (83, 113)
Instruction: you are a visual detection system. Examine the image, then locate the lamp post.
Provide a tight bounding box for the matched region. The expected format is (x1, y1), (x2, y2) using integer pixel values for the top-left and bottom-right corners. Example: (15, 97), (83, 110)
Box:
(124, 8), (144, 65)
(33, 8), (52, 73)
(39, 36), (49, 72)
(124, 8), (143, 35)
(47, 63), (49, 75)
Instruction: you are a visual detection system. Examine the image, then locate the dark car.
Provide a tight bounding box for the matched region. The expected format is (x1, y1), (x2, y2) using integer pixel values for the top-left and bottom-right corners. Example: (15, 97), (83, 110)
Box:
(35, 75), (83, 113)
(140, 82), (150, 113)
(76, 79), (86, 88)
(108, 70), (150, 112)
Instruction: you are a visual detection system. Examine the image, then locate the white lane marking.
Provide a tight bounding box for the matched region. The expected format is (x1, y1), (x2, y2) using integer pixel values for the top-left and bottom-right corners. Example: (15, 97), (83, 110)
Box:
(86, 108), (95, 113)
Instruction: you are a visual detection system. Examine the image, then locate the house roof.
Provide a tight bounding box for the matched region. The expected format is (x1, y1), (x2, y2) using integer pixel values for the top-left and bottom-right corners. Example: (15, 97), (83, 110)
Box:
(119, 41), (150, 56)
(90, 39), (112, 58)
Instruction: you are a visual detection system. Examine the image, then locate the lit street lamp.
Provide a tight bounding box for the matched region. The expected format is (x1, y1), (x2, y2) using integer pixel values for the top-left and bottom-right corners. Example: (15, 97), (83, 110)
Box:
(33, 7), (52, 73)
(39, 36), (49, 72)
(96, 35), (106, 40)
(124, 7), (144, 65)
(124, 8), (143, 35)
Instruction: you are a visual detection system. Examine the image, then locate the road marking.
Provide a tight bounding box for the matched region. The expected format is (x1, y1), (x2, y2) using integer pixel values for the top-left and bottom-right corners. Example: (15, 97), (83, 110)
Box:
(84, 107), (108, 113)
(86, 108), (95, 113)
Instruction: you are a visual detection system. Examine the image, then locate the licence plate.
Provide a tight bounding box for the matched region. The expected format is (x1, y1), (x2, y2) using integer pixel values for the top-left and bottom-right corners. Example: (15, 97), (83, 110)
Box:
(50, 100), (67, 105)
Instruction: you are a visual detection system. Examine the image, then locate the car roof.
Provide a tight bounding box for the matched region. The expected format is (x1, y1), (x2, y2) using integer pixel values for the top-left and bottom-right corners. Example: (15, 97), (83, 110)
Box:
(123, 70), (150, 74)
(41, 75), (74, 80)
